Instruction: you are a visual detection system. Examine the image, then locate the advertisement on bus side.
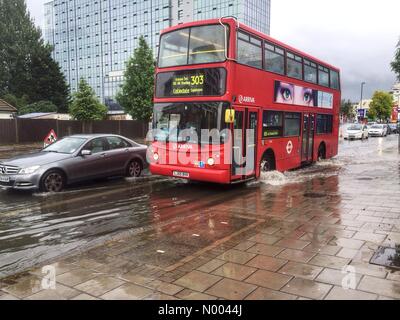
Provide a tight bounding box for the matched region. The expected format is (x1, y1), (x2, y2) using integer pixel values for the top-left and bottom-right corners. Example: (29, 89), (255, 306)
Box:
(274, 81), (333, 109)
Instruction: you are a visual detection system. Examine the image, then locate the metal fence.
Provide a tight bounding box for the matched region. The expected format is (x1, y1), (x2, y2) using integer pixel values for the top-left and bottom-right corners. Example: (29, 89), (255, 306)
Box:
(0, 119), (148, 145)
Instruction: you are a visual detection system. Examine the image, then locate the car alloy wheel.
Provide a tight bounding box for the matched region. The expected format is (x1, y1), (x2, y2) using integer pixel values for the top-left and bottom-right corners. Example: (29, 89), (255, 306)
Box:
(43, 172), (64, 193)
(128, 160), (142, 177)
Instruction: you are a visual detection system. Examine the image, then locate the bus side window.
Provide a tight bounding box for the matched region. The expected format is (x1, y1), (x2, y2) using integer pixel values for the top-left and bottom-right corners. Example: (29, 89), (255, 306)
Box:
(316, 114), (333, 134)
(330, 70), (340, 90)
(265, 43), (285, 75)
(304, 60), (317, 84)
(286, 52), (303, 80)
(262, 111), (283, 138)
(318, 66), (330, 87)
(237, 31), (263, 69)
(284, 113), (301, 137)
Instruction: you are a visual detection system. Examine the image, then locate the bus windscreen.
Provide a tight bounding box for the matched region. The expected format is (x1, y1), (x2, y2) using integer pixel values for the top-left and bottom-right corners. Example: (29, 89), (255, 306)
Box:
(158, 24), (227, 68)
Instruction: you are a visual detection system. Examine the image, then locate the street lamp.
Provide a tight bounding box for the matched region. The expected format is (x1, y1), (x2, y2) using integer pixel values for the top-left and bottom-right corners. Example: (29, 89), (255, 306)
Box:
(359, 82), (366, 122)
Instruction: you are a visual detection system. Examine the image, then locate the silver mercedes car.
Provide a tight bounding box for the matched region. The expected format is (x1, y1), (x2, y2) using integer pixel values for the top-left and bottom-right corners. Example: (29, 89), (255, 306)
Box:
(0, 134), (148, 192)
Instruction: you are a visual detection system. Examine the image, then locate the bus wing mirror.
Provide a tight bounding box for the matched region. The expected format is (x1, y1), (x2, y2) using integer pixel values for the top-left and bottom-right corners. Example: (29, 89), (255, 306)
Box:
(225, 109), (235, 124)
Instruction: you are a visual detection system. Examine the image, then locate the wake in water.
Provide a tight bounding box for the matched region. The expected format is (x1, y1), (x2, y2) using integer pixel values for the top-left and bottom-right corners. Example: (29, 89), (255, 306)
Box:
(258, 158), (342, 186)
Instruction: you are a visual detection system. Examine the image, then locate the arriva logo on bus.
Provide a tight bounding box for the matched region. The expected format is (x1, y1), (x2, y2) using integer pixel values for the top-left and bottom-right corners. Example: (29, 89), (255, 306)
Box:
(238, 95), (256, 104)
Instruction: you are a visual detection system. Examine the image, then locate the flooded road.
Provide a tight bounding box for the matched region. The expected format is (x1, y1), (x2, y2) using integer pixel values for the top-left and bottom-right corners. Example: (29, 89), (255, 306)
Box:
(0, 135), (399, 279)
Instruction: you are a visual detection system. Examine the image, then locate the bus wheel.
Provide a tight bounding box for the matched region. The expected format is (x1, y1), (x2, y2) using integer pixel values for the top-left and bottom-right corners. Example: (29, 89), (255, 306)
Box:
(317, 144), (326, 161)
(260, 154), (275, 172)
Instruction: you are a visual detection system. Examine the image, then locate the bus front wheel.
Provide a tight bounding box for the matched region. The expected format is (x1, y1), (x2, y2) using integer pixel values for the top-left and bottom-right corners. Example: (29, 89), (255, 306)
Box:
(260, 153), (275, 172)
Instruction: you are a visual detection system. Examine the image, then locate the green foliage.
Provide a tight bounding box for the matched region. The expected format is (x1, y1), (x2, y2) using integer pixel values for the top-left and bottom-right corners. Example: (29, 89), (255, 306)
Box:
(0, 0), (69, 111)
(340, 99), (354, 118)
(117, 36), (155, 121)
(69, 79), (108, 121)
(1, 93), (28, 110)
(391, 39), (400, 81)
(28, 44), (70, 112)
(368, 91), (393, 122)
(19, 100), (57, 115)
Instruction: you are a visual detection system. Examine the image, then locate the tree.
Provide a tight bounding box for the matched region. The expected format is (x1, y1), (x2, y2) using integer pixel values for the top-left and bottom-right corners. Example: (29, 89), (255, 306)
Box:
(19, 100), (57, 115)
(368, 91), (393, 122)
(69, 79), (108, 121)
(1, 93), (28, 110)
(391, 38), (400, 81)
(340, 99), (354, 119)
(0, 0), (69, 110)
(117, 36), (155, 121)
(29, 45), (70, 113)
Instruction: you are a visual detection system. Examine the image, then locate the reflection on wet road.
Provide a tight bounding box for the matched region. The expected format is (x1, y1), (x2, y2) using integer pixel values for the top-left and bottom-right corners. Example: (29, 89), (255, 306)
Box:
(0, 135), (399, 278)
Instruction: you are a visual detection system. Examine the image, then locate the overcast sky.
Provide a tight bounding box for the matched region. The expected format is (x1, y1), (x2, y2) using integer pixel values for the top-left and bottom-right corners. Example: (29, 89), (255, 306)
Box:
(27, 0), (400, 102)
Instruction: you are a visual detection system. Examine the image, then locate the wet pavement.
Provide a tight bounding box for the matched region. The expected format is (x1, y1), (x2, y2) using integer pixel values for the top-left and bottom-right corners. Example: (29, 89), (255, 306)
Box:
(0, 135), (400, 300)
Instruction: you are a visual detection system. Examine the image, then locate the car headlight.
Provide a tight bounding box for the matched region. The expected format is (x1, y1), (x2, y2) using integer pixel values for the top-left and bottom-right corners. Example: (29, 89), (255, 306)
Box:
(153, 153), (159, 161)
(207, 158), (215, 166)
(19, 166), (41, 175)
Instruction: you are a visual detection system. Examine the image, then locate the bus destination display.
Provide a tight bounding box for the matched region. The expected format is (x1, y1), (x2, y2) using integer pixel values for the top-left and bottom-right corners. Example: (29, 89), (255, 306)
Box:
(156, 68), (226, 98)
(172, 72), (205, 95)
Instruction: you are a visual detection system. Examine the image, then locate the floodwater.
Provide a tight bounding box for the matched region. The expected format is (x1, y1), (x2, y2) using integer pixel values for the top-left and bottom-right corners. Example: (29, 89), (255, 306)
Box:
(0, 135), (399, 278)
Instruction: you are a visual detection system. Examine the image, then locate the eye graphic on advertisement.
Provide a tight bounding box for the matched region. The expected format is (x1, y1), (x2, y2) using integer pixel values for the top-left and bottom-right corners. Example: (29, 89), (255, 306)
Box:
(280, 88), (292, 101)
(303, 91), (312, 103)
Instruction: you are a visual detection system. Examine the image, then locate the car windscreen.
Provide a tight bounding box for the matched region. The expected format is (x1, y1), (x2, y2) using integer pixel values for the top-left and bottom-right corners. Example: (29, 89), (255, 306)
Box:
(43, 137), (87, 154)
(371, 125), (383, 129)
(348, 125), (362, 130)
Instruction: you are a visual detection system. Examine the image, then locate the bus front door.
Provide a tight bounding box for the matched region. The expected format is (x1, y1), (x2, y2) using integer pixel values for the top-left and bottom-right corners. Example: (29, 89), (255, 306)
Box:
(302, 113), (315, 162)
(232, 107), (258, 181)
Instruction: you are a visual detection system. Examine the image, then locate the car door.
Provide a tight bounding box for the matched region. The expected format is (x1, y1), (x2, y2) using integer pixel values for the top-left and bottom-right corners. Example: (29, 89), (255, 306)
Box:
(104, 136), (132, 175)
(66, 137), (109, 182)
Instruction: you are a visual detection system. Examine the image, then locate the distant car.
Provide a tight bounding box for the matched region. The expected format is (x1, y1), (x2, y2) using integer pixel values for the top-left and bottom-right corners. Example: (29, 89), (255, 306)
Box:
(0, 134), (148, 192)
(368, 124), (388, 137)
(388, 123), (399, 134)
(343, 124), (369, 140)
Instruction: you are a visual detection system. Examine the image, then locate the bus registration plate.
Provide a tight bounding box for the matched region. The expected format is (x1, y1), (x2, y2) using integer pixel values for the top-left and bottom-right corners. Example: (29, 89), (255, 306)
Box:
(173, 171), (190, 178)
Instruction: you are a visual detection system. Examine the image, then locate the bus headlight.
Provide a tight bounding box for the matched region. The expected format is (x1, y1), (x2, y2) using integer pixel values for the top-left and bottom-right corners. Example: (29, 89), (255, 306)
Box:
(207, 158), (215, 166)
(153, 153), (159, 161)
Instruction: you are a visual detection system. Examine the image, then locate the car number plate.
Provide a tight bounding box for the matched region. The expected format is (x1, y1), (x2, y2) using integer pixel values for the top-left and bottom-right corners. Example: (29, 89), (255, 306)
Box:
(0, 175), (10, 183)
(173, 171), (190, 178)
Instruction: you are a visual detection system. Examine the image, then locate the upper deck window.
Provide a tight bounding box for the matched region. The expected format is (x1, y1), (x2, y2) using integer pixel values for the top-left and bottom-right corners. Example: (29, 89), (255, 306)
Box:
(304, 59), (317, 84)
(286, 52), (303, 80)
(265, 42), (284, 75)
(330, 70), (340, 90)
(237, 31), (263, 69)
(158, 24), (226, 68)
(318, 65), (330, 87)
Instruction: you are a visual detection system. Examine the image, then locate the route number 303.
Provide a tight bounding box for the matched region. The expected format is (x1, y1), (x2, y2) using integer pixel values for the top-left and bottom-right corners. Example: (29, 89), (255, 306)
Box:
(191, 75), (205, 85)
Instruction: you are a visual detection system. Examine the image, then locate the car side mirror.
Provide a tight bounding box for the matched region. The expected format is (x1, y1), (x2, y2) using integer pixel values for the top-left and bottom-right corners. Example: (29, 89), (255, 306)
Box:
(81, 150), (92, 157)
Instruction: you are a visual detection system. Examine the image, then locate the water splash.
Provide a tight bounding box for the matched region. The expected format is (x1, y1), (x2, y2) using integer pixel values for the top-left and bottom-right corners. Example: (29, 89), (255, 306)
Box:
(259, 171), (289, 186)
(259, 162), (341, 186)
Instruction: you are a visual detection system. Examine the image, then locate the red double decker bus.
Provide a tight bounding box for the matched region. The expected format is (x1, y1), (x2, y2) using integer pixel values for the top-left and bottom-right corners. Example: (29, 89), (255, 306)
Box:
(149, 18), (341, 184)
